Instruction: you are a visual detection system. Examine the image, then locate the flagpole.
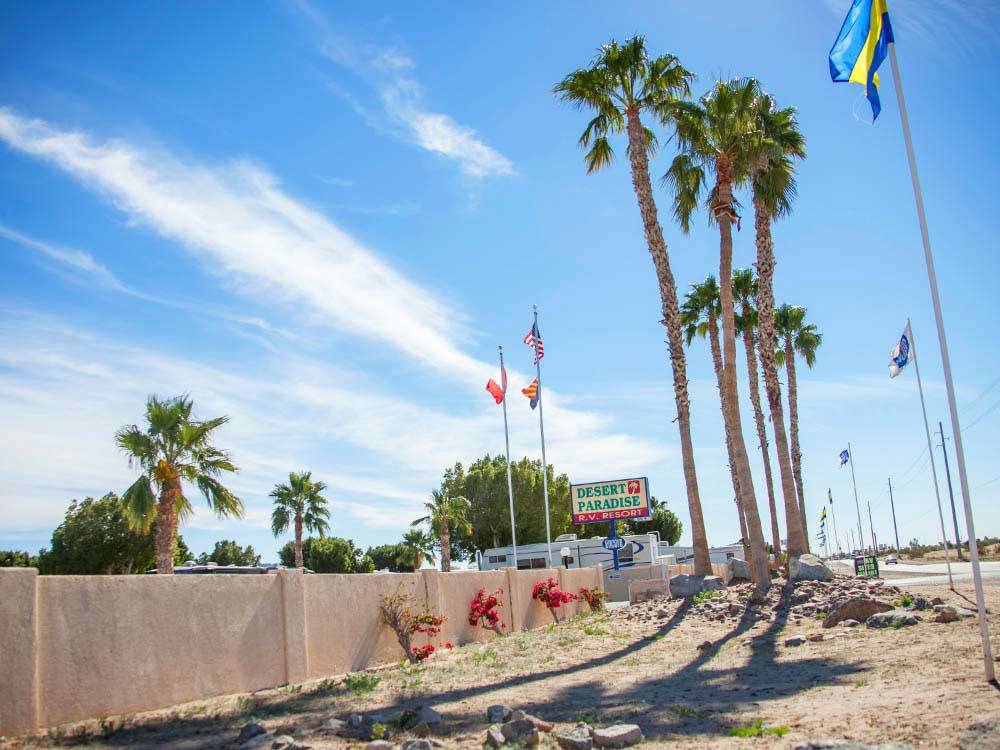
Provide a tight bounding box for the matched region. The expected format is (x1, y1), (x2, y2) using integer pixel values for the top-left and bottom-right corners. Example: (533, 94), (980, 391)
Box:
(829, 489), (842, 554)
(847, 441), (864, 553)
(499, 345), (518, 569)
(889, 45), (993, 681)
(533, 305), (553, 567)
(905, 322), (954, 589)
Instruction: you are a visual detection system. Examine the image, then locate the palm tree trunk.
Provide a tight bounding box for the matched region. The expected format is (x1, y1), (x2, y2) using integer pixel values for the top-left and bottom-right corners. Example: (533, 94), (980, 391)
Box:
(294, 513), (304, 569)
(440, 525), (451, 572)
(708, 315), (753, 575)
(624, 107), (711, 577)
(753, 191), (807, 559)
(785, 339), (809, 550)
(155, 478), (180, 574)
(714, 163), (769, 597)
(743, 323), (782, 554)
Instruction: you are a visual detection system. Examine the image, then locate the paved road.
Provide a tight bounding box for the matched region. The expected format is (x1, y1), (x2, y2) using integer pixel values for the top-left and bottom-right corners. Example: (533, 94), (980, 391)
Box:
(886, 571), (1000, 586)
(879, 560), (1000, 576)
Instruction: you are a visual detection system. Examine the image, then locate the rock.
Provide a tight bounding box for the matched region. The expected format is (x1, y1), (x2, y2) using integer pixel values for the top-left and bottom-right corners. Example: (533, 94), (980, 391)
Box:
(866, 610), (919, 628)
(930, 596), (944, 606)
(367, 742), (394, 750)
(956, 607), (978, 618)
(501, 719), (539, 746)
(728, 558), (751, 581)
(485, 724), (506, 748)
(912, 596), (932, 611)
(240, 736), (273, 750)
(933, 605), (959, 623)
(794, 742), (913, 749)
(350, 714), (365, 729)
(270, 737), (308, 750)
(415, 706), (442, 726)
(487, 705), (513, 723)
(959, 716), (1000, 750)
(411, 723), (431, 737)
(841, 619), (860, 628)
(822, 598), (892, 628)
(785, 636), (807, 647)
(239, 724), (268, 743)
(669, 574), (723, 598)
(696, 640), (713, 651)
(789, 554), (834, 582)
(402, 740), (433, 750)
(807, 633), (825, 642)
(521, 713), (553, 732)
(556, 727), (594, 750)
(592, 724), (643, 748)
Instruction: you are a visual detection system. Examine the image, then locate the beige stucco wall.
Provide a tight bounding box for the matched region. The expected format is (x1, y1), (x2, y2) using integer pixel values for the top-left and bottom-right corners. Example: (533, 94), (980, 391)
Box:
(0, 565), (601, 737)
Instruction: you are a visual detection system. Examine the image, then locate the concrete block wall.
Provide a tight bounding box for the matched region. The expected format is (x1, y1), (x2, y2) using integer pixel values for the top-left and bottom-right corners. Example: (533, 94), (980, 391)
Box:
(0, 565), (600, 736)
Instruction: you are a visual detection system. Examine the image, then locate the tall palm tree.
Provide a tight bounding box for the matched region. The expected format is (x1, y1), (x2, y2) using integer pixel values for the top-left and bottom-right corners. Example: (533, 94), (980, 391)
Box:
(747, 87), (809, 559)
(116, 395), (242, 574)
(398, 528), (436, 571)
(776, 304), (823, 547)
(412, 491), (472, 572)
(554, 36), (713, 576)
(733, 268), (782, 554)
(665, 77), (769, 595)
(270, 471), (331, 569)
(680, 277), (754, 572)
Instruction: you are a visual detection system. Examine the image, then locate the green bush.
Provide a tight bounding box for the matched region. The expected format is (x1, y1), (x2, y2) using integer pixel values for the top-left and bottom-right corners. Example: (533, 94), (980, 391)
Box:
(344, 672), (380, 695)
(691, 589), (721, 605)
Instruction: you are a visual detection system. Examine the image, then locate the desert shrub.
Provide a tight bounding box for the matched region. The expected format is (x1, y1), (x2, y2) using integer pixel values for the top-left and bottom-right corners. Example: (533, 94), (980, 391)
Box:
(729, 720), (789, 737)
(532, 577), (578, 621)
(691, 589), (721, 605)
(578, 586), (609, 611)
(379, 585), (447, 663)
(344, 672), (380, 695)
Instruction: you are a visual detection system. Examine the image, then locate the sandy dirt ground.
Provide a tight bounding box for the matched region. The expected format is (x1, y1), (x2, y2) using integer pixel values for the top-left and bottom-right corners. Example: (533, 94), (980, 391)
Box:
(4, 578), (999, 750)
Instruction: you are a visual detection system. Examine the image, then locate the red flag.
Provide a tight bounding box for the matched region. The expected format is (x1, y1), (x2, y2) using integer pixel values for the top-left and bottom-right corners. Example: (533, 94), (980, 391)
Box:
(486, 363), (508, 404)
(486, 378), (504, 404)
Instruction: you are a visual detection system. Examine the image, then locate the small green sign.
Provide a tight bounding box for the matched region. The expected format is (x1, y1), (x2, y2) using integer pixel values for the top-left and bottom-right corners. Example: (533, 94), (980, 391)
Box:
(853, 555), (879, 578)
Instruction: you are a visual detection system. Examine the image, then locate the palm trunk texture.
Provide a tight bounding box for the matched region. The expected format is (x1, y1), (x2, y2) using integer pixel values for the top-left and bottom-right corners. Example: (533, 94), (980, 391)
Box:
(294, 514), (304, 569)
(625, 107), (711, 576)
(714, 161), (769, 596)
(155, 478), (180, 574)
(743, 323), (782, 554)
(785, 338), (810, 549)
(441, 526), (451, 572)
(753, 191), (807, 558)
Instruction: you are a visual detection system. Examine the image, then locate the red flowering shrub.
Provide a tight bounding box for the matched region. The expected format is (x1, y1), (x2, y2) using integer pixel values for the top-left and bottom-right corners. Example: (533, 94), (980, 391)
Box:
(380, 585), (448, 663)
(469, 587), (506, 634)
(411, 644), (436, 661)
(531, 577), (578, 621)
(579, 586), (609, 612)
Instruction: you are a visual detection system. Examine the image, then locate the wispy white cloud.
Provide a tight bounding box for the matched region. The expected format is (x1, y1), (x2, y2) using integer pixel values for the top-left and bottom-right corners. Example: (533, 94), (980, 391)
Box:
(291, 0), (514, 179)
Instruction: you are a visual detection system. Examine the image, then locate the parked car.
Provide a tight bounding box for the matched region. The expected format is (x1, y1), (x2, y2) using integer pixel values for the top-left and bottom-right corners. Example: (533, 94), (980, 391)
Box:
(884, 555), (898, 564)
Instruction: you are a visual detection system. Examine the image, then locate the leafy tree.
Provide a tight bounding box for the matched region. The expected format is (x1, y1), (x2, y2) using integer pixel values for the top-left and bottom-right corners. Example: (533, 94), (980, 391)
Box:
(747, 86), (808, 557)
(270, 471), (331, 569)
(397, 529), (436, 570)
(733, 268), (782, 554)
(0, 550), (38, 567)
(279, 536), (372, 573)
(618, 497), (683, 544)
(554, 37), (713, 576)
(195, 539), (261, 567)
(367, 543), (414, 572)
(116, 395), (242, 574)
(665, 76), (772, 597)
(775, 304), (822, 546)
(412, 491), (472, 572)
(35, 493), (189, 574)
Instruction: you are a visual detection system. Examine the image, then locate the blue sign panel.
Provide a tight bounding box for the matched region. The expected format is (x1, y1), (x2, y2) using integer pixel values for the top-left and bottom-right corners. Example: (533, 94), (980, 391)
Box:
(602, 537), (626, 551)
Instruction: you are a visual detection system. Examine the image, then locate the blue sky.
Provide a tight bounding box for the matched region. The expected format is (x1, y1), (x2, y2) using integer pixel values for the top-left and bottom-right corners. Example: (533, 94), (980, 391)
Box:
(2, 0), (998, 562)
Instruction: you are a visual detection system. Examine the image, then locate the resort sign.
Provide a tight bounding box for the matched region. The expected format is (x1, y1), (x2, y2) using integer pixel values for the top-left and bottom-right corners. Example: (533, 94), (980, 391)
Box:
(570, 477), (651, 525)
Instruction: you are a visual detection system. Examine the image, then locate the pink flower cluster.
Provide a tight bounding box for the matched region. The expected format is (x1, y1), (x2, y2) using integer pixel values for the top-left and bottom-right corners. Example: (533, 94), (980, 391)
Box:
(411, 641), (453, 661)
(469, 587), (506, 631)
(531, 577), (578, 610)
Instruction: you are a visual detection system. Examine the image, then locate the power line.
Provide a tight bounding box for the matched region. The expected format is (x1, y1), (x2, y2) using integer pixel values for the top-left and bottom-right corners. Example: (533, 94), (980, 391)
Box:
(974, 475), (1000, 491)
(964, 373), (1000, 412)
(962, 395), (1000, 432)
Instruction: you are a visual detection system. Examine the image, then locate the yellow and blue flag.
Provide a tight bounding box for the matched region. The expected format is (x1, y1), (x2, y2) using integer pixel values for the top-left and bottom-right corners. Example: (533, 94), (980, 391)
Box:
(829, 0), (894, 119)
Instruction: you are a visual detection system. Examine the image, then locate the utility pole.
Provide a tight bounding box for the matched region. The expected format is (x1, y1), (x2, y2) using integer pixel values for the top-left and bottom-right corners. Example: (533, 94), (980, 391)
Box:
(848, 528), (856, 556)
(887, 478), (901, 553)
(867, 499), (877, 554)
(937, 422), (964, 561)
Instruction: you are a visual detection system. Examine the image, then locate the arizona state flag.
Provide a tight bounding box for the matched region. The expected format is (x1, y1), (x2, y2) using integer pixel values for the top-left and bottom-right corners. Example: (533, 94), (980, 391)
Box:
(522, 378), (539, 410)
(486, 362), (508, 404)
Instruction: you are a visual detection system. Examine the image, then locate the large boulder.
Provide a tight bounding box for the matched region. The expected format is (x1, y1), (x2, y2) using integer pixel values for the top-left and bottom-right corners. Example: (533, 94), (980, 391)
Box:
(822, 598), (892, 628)
(592, 725), (643, 748)
(866, 610), (919, 628)
(789, 554), (834, 582)
(728, 558), (751, 581)
(669, 574), (723, 598)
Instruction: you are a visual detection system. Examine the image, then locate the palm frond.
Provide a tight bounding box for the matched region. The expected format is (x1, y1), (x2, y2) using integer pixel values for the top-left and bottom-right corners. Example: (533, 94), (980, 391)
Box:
(197, 475), (244, 519)
(584, 136), (614, 174)
(122, 475), (157, 532)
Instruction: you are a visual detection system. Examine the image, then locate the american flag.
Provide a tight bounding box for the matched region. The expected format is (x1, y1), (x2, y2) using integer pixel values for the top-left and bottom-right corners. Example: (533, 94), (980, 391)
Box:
(523, 321), (544, 364)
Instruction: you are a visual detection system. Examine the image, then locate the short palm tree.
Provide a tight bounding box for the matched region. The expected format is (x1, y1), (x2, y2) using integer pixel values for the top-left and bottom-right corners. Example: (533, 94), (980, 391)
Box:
(412, 491), (472, 572)
(776, 304), (823, 546)
(271, 471), (331, 569)
(553, 36), (713, 576)
(680, 277), (754, 572)
(733, 268), (782, 554)
(665, 77), (770, 595)
(116, 395), (242, 574)
(398, 528), (436, 571)
(748, 87), (808, 558)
